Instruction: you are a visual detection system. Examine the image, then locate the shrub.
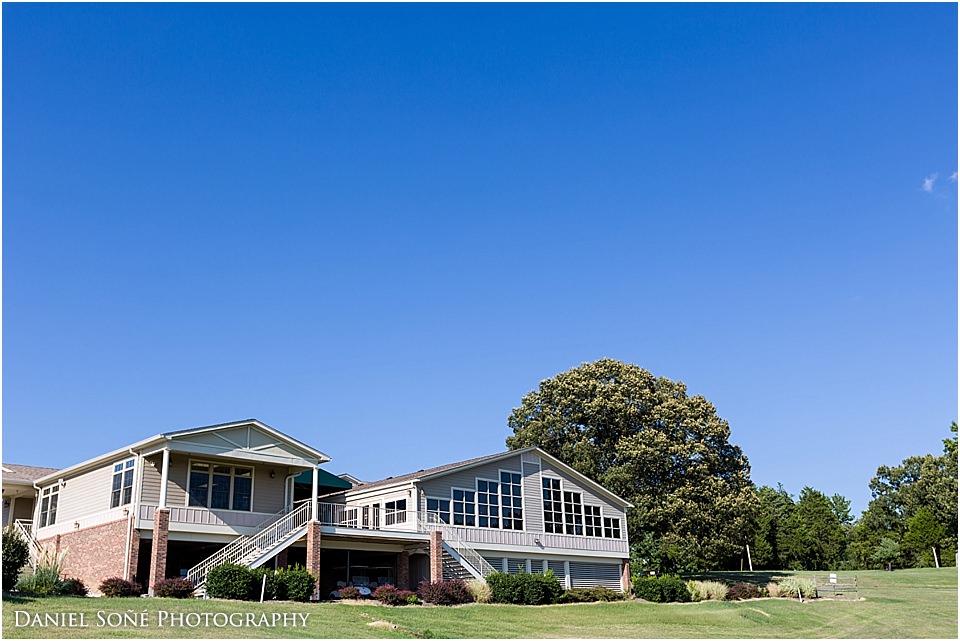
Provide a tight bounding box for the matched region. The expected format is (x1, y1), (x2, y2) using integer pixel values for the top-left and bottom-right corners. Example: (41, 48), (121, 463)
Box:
(250, 567), (281, 600)
(99, 577), (142, 597)
(559, 586), (626, 603)
(417, 579), (472, 605)
(373, 584), (418, 606)
(766, 582), (781, 598)
(466, 578), (493, 604)
(776, 576), (817, 599)
(18, 548), (69, 595)
(154, 577), (195, 599)
(57, 577), (89, 596)
(485, 571), (563, 605)
(276, 565), (316, 602)
(632, 575), (691, 603)
(726, 582), (761, 600)
(686, 581), (703, 602)
(2, 527), (30, 590)
(338, 586), (361, 599)
(406, 593), (421, 605)
(205, 563), (254, 601)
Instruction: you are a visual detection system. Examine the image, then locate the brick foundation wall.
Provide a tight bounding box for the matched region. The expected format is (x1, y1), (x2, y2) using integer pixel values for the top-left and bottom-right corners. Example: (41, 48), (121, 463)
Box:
(429, 531), (443, 582)
(306, 522), (322, 600)
(148, 508), (170, 596)
(37, 518), (138, 595)
(397, 551), (410, 589)
(621, 560), (631, 593)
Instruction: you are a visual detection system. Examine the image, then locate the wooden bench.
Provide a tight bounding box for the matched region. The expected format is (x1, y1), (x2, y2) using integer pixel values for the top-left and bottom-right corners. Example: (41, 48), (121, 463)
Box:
(814, 575), (858, 598)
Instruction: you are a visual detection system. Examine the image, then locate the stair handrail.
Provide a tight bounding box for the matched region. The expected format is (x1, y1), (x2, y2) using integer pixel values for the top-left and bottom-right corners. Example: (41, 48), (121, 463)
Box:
(12, 519), (43, 567)
(186, 501), (312, 588)
(419, 513), (496, 577)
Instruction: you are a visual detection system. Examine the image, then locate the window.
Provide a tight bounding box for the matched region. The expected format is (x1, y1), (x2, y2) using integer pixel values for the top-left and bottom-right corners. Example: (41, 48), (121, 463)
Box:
(341, 508), (358, 527)
(452, 489), (475, 526)
(188, 461), (254, 511)
(111, 459), (135, 508)
(500, 471), (523, 530)
(385, 499), (407, 526)
(584, 505), (602, 537)
(426, 498), (450, 524)
(542, 478), (563, 533)
(563, 491), (583, 535)
(39, 485), (59, 527)
(603, 517), (622, 539)
(477, 480), (500, 528)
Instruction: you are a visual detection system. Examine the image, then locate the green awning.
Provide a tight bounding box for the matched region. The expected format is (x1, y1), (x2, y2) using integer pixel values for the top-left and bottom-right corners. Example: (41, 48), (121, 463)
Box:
(293, 467), (353, 490)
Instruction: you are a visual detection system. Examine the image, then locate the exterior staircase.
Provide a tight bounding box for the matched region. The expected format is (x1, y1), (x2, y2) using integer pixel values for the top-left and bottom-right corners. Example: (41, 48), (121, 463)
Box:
(13, 520), (44, 568)
(419, 513), (495, 581)
(186, 501), (312, 595)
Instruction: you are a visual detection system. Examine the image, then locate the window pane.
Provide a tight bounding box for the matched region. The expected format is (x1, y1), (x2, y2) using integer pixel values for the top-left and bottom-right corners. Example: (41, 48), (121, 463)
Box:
(188, 469), (209, 506)
(211, 473), (231, 509)
(232, 476), (252, 511)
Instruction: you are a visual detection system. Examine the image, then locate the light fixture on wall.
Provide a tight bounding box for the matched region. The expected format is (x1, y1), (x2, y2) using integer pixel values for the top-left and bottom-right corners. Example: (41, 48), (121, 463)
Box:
(269, 470), (276, 479)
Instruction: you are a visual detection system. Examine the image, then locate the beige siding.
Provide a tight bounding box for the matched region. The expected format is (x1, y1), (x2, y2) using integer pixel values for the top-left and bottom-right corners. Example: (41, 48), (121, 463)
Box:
(47, 459), (123, 522)
(141, 453), (288, 514)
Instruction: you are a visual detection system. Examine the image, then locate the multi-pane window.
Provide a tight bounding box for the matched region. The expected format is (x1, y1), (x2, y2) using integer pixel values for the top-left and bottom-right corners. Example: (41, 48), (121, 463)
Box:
(426, 498), (450, 524)
(477, 480), (500, 528)
(584, 505), (603, 537)
(385, 499), (407, 526)
(39, 485), (59, 527)
(452, 489), (475, 526)
(563, 491), (584, 535)
(542, 478), (563, 533)
(603, 517), (622, 539)
(500, 471), (523, 530)
(341, 508), (358, 527)
(188, 462), (253, 511)
(111, 459), (135, 508)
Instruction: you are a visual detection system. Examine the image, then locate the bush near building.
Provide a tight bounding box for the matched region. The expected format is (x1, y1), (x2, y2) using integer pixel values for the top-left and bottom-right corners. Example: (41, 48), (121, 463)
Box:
(486, 571), (564, 605)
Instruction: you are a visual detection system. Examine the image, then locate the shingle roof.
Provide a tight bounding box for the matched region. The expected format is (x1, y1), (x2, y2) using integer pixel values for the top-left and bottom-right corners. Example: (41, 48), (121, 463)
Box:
(2, 463), (61, 484)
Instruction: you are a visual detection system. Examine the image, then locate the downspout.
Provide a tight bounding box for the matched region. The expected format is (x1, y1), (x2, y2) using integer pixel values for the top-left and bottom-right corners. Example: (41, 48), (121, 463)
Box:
(125, 447), (144, 581)
(283, 473), (298, 510)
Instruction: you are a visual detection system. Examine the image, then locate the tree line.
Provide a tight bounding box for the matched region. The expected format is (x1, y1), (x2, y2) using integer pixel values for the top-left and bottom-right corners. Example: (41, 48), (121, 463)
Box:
(507, 359), (958, 572)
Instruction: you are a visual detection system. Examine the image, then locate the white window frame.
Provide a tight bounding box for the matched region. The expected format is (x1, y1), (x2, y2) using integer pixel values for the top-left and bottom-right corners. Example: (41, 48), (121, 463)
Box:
(498, 469), (524, 531)
(563, 490), (584, 535)
(476, 477), (501, 529)
(186, 459), (255, 512)
(603, 516), (622, 539)
(385, 499), (407, 526)
(38, 484), (60, 528)
(110, 458), (136, 509)
(425, 496), (451, 524)
(584, 504), (603, 537)
(451, 487), (476, 527)
(542, 477), (563, 534)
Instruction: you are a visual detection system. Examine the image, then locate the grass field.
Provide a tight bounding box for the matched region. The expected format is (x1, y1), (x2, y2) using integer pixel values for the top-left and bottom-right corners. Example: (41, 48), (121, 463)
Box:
(3, 568), (956, 638)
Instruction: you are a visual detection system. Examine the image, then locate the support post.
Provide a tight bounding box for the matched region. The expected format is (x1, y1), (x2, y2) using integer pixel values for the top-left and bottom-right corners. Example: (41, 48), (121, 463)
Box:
(158, 449), (170, 508)
(148, 508), (170, 597)
(7, 496), (16, 527)
(429, 531), (443, 582)
(311, 466), (319, 522)
(397, 551), (410, 590)
(306, 521), (322, 600)
(621, 560), (631, 593)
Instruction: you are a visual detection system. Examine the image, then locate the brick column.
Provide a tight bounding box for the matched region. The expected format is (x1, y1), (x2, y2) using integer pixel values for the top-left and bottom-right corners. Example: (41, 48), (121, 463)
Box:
(149, 508), (170, 596)
(397, 551), (410, 589)
(275, 549), (288, 569)
(621, 561), (631, 594)
(306, 522), (322, 600)
(127, 519), (141, 582)
(429, 531), (443, 583)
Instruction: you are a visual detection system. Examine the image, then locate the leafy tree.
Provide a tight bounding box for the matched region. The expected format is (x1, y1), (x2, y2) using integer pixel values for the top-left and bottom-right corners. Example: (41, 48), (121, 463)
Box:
(780, 487), (847, 570)
(870, 537), (901, 571)
(903, 507), (947, 567)
(751, 485), (795, 569)
(506, 358), (758, 571)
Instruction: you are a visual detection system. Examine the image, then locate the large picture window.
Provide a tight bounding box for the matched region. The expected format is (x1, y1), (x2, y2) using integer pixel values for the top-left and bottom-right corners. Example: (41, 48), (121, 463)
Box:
(500, 471), (523, 530)
(39, 485), (59, 527)
(111, 459), (136, 508)
(542, 478), (563, 533)
(477, 479), (500, 528)
(563, 491), (584, 535)
(385, 499), (406, 526)
(584, 505), (602, 537)
(188, 461), (253, 511)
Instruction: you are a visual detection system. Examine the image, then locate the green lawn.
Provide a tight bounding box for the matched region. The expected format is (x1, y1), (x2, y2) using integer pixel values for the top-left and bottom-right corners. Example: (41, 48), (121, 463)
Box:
(3, 568), (956, 638)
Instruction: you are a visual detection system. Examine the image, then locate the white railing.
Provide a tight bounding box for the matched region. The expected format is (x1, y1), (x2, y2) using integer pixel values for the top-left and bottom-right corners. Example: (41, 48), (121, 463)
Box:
(13, 520), (44, 567)
(420, 513), (496, 577)
(316, 503), (418, 531)
(186, 501), (312, 588)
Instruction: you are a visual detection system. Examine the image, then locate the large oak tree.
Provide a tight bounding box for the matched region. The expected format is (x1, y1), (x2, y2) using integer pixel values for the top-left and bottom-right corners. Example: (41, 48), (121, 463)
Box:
(506, 358), (758, 571)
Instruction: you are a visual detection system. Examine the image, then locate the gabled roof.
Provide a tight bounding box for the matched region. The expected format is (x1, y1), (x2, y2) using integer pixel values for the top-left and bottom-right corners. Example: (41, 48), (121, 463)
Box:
(33, 419), (331, 485)
(333, 447), (634, 508)
(2, 463), (61, 485)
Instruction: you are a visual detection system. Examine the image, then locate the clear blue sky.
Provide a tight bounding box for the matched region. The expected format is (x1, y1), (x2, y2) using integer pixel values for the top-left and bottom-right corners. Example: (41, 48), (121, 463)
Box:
(3, 3), (956, 516)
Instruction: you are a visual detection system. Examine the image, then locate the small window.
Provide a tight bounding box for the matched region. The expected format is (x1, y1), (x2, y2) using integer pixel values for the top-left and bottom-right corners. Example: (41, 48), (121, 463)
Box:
(39, 485), (59, 527)
(452, 489), (475, 526)
(111, 459), (136, 508)
(342, 507), (358, 527)
(603, 517), (621, 539)
(385, 499), (407, 526)
(426, 498), (450, 524)
(584, 505), (603, 537)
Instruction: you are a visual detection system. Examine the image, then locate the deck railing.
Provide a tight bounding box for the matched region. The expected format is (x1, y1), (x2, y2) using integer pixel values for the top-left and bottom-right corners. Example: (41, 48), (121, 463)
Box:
(13, 519), (44, 567)
(419, 512), (496, 577)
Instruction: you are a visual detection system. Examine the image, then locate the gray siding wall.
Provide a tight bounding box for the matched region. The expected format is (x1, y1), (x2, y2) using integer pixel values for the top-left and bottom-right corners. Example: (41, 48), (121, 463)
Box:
(538, 455), (627, 539)
(520, 452), (543, 533)
(419, 456), (523, 505)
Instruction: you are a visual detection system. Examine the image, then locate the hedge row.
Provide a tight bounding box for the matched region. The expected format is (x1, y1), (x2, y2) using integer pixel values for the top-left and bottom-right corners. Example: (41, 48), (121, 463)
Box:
(206, 564), (316, 602)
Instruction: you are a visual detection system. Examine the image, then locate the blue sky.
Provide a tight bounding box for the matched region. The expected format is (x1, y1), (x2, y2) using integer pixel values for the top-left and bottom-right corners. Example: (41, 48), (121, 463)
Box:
(3, 3), (956, 515)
